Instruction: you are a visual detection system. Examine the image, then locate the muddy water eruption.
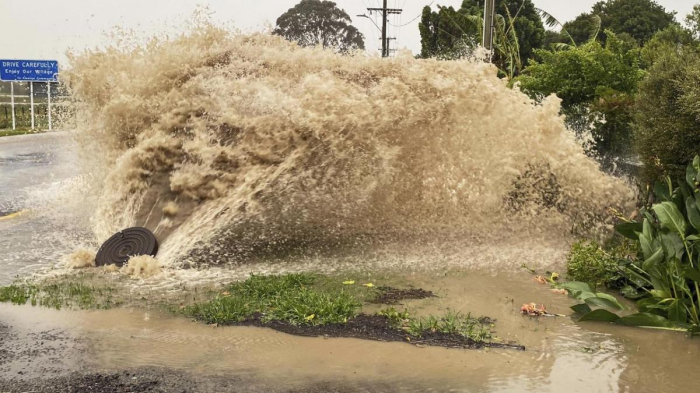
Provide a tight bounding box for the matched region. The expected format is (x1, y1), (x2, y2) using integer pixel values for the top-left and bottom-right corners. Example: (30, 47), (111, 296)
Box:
(62, 25), (634, 269)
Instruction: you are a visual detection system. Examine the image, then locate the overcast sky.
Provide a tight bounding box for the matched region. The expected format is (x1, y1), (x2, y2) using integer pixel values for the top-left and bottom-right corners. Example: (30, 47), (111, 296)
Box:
(0, 1), (696, 63)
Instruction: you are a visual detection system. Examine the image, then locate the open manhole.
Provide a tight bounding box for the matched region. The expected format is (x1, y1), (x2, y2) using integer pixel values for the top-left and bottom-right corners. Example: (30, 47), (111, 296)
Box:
(95, 227), (159, 267)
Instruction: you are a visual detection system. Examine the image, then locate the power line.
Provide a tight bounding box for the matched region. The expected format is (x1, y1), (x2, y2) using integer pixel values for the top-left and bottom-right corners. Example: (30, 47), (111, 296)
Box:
(388, 0), (435, 28)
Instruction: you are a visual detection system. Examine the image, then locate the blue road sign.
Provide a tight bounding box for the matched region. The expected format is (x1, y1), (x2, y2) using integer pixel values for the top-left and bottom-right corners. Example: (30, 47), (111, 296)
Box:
(0, 59), (58, 81)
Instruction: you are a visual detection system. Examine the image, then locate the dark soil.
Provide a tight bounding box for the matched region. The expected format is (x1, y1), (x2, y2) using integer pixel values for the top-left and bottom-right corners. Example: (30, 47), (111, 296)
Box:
(370, 286), (435, 305)
(233, 314), (525, 351)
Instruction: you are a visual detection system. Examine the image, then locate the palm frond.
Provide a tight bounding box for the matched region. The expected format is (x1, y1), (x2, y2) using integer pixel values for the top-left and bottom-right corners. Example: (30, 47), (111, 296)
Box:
(536, 8), (576, 47)
(587, 15), (602, 44)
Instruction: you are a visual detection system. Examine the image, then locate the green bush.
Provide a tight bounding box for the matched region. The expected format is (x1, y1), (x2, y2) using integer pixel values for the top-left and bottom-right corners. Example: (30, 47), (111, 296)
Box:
(516, 31), (643, 158)
(634, 27), (700, 182)
(566, 241), (623, 289)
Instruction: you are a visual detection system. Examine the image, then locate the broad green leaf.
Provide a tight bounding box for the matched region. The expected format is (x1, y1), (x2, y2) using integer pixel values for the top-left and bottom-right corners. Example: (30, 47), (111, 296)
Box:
(687, 197), (700, 231)
(615, 313), (676, 328)
(615, 222), (642, 240)
(585, 296), (625, 310)
(687, 164), (698, 189)
(571, 303), (592, 314)
(687, 235), (700, 241)
(624, 266), (652, 287)
(642, 218), (654, 240)
(659, 232), (684, 261)
(574, 291), (597, 301)
(653, 202), (687, 236)
(642, 248), (664, 272)
(639, 233), (653, 260)
(559, 282), (593, 294)
(578, 309), (621, 322)
(653, 181), (672, 202)
(668, 299), (687, 323)
(680, 181), (692, 201)
(595, 293), (625, 309)
(682, 266), (700, 283)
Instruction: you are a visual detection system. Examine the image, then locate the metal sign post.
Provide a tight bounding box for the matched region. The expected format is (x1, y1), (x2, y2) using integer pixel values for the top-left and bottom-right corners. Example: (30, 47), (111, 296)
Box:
(47, 82), (52, 131)
(10, 82), (15, 130)
(30, 82), (34, 130)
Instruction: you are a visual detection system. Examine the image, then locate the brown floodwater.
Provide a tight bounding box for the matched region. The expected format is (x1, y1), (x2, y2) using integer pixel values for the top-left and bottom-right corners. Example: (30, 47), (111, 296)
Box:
(1, 271), (697, 392)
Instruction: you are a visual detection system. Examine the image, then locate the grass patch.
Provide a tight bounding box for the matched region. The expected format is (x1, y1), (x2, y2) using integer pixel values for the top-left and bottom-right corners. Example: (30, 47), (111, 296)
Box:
(379, 307), (494, 343)
(0, 128), (44, 137)
(182, 273), (362, 326)
(0, 278), (118, 310)
(183, 273), (499, 347)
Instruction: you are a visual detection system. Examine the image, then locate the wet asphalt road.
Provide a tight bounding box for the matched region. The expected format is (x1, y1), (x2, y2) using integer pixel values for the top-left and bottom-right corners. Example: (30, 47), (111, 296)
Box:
(0, 131), (80, 284)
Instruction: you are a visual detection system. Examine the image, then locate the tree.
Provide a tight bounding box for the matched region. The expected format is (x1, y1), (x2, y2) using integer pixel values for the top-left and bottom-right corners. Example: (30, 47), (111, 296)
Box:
(515, 31), (644, 158)
(564, 0), (676, 46)
(686, 4), (700, 39)
(634, 27), (700, 181)
(273, 0), (364, 53)
(563, 13), (603, 45)
(418, 0), (545, 71)
(418, 3), (480, 59)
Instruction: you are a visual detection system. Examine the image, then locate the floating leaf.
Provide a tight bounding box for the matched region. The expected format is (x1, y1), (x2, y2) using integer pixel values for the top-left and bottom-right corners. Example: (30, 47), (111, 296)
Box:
(615, 313), (676, 328)
(558, 282), (593, 294)
(578, 309), (621, 322)
(585, 296), (624, 310)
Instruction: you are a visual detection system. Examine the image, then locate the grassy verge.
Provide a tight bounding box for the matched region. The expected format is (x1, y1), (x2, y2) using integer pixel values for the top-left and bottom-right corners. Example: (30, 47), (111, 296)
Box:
(0, 276), (119, 310)
(0, 128), (45, 137)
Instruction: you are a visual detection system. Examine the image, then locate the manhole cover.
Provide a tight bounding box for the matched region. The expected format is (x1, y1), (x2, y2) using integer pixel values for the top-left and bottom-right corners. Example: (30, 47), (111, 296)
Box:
(95, 227), (159, 267)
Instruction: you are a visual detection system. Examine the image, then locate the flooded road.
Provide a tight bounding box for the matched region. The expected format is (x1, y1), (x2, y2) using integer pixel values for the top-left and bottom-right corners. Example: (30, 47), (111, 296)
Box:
(0, 132), (86, 284)
(2, 271), (699, 393)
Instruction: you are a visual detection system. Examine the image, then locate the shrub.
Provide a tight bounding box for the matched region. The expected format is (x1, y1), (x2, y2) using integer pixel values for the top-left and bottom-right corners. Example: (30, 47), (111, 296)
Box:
(566, 241), (622, 289)
(634, 29), (700, 182)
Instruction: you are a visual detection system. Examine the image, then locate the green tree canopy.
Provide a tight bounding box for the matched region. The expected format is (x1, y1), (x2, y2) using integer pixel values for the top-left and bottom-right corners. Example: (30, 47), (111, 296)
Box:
(515, 31), (644, 157)
(634, 26), (700, 180)
(418, 0), (545, 70)
(564, 0), (676, 46)
(273, 0), (364, 53)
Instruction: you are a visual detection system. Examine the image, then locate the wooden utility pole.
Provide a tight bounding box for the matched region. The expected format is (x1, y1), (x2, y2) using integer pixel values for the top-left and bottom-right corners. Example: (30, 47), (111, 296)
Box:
(367, 0), (402, 57)
(482, 0), (496, 61)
